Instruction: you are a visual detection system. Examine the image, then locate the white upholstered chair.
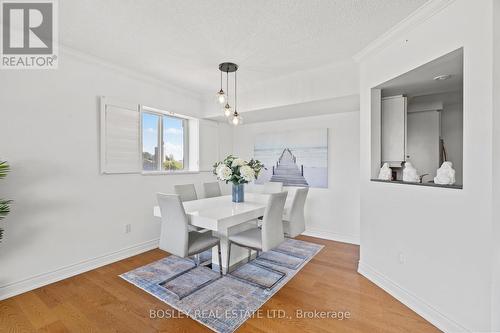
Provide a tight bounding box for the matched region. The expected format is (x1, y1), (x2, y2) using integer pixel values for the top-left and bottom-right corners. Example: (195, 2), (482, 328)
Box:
(283, 187), (309, 238)
(174, 184), (202, 231)
(227, 192), (287, 272)
(203, 182), (222, 198)
(256, 182), (284, 224)
(263, 182), (283, 193)
(174, 184), (198, 202)
(157, 193), (222, 275)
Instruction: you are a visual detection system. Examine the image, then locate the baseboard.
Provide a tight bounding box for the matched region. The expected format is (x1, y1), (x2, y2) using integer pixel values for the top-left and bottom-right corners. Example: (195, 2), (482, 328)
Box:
(0, 238), (159, 301)
(302, 228), (360, 245)
(358, 261), (470, 333)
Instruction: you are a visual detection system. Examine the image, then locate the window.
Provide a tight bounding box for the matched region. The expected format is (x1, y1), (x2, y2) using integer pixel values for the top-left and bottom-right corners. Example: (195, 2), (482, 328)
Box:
(101, 98), (205, 175)
(141, 109), (188, 172)
(162, 115), (186, 171)
(142, 113), (159, 170)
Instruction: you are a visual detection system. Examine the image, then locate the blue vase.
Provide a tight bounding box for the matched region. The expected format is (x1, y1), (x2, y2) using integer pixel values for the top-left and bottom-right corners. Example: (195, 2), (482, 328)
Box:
(232, 183), (244, 203)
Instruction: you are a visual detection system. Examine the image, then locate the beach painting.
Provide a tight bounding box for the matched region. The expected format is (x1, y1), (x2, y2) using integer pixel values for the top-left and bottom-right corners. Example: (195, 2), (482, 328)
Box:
(254, 129), (328, 188)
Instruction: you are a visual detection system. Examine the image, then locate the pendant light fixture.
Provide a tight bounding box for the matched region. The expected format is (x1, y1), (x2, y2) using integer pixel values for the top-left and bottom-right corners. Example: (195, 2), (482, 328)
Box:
(216, 70), (226, 105)
(217, 62), (243, 125)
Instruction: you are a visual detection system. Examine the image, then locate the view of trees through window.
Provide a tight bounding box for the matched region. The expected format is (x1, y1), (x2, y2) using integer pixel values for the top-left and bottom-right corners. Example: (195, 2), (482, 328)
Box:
(142, 113), (159, 171)
(162, 116), (184, 170)
(142, 112), (185, 171)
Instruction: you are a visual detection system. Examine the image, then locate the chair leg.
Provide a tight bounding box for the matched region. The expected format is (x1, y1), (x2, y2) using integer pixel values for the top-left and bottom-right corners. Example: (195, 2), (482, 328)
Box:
(256, 250), (260, 258)
(217, 243), (223, 276)
(194, 253), (200, 266)
(247, 249), (252, 263)
(226, 241), (232, 274)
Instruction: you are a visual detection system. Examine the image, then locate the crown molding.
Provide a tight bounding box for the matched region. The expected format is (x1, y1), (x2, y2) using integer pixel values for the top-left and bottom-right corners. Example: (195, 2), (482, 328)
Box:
(60, 45), (203, 101)
(353, 0), (456, 63)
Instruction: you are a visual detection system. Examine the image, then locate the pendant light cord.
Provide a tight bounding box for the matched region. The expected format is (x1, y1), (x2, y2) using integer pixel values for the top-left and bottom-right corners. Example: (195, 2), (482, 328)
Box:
(234, 71), (237, 112)
(226, 71), (229, 100)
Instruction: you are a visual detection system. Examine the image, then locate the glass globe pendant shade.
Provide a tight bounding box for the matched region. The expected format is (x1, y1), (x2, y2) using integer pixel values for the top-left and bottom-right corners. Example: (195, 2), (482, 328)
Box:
(216, 89), (226, 105)
(230, 111), (243, 126)
(224, 103), (232, 117)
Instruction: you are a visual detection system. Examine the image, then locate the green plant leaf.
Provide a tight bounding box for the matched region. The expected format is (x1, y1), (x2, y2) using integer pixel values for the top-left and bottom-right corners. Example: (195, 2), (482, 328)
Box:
(0, 199), (11, 220)
(0, 161), (9, 179)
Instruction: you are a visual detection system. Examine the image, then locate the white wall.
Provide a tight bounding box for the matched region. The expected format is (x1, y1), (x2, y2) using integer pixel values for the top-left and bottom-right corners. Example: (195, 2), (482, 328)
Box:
(408, 91), (464, 184)
(0, 48), (231, 299)
(441, 101), (463, 184)
(409, 91), (464, 185)
(232, 112), (360, 244)
(358, 0), (493, 332)
(492, 0), (500, 330)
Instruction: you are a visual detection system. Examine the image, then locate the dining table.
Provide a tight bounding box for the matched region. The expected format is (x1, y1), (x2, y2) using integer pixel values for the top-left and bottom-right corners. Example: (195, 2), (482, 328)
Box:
(153, 192), (292, 273)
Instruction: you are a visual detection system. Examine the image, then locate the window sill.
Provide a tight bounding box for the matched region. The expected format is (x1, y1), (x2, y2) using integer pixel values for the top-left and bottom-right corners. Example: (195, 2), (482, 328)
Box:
(142, 170), (204, 176)
(370, 179), (463, 190)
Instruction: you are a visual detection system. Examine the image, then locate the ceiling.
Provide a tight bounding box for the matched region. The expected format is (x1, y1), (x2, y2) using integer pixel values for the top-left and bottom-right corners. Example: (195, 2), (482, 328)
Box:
(378, 48), (464, 98)
(60, 0), (427, 95)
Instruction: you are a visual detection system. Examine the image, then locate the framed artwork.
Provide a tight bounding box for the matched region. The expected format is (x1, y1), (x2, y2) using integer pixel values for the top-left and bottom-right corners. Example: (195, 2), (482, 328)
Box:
(254, 128), (328, 188)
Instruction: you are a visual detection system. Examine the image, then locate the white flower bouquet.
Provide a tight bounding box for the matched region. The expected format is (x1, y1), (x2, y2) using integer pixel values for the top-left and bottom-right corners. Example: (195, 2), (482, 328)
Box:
(212, 155), (265, 185)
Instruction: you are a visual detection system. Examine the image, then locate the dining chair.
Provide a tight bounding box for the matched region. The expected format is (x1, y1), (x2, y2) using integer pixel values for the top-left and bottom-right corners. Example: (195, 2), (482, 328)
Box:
(263, 181), (283, 193)
(174, 184), (198, 202)
(173, 184), (203, 231)
(203, 182), (222, 198)
(256, 182), (284, 223)
(157, 193), (222, 276)
(283, 187), (309, 238)
(227, 191), (287, 273)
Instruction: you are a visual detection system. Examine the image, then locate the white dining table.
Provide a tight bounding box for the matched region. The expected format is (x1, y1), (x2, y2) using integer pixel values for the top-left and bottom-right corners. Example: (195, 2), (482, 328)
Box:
(153, 193), (291, 273)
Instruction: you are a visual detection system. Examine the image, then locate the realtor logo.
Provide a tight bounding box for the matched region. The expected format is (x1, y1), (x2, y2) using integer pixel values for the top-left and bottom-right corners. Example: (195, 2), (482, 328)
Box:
(1, 0), (58, 69)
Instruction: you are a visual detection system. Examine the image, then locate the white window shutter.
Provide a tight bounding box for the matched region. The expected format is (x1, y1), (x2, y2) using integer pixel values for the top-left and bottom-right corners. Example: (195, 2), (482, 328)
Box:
(100, 97), (140, 174)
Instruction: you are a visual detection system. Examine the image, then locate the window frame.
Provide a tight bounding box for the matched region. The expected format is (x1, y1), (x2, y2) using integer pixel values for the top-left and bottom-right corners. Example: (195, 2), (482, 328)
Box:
(140, 105), (190, 174)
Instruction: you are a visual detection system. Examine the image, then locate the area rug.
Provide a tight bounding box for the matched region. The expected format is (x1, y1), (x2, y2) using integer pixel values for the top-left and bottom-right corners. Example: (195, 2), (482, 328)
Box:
(120, 238), (323, 333)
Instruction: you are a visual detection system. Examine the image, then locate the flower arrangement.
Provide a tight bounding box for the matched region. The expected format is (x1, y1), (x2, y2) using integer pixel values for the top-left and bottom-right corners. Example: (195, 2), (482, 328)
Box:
(213, 155), (265, 185)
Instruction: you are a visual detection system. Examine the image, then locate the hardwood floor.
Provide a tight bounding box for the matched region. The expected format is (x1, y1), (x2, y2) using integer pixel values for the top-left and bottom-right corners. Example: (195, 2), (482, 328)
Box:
(0, 236), (440, 332)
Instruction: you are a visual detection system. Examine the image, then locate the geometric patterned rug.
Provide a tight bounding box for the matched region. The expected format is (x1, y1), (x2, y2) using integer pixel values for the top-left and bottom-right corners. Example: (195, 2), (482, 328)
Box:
(120, 238), (323, 333)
